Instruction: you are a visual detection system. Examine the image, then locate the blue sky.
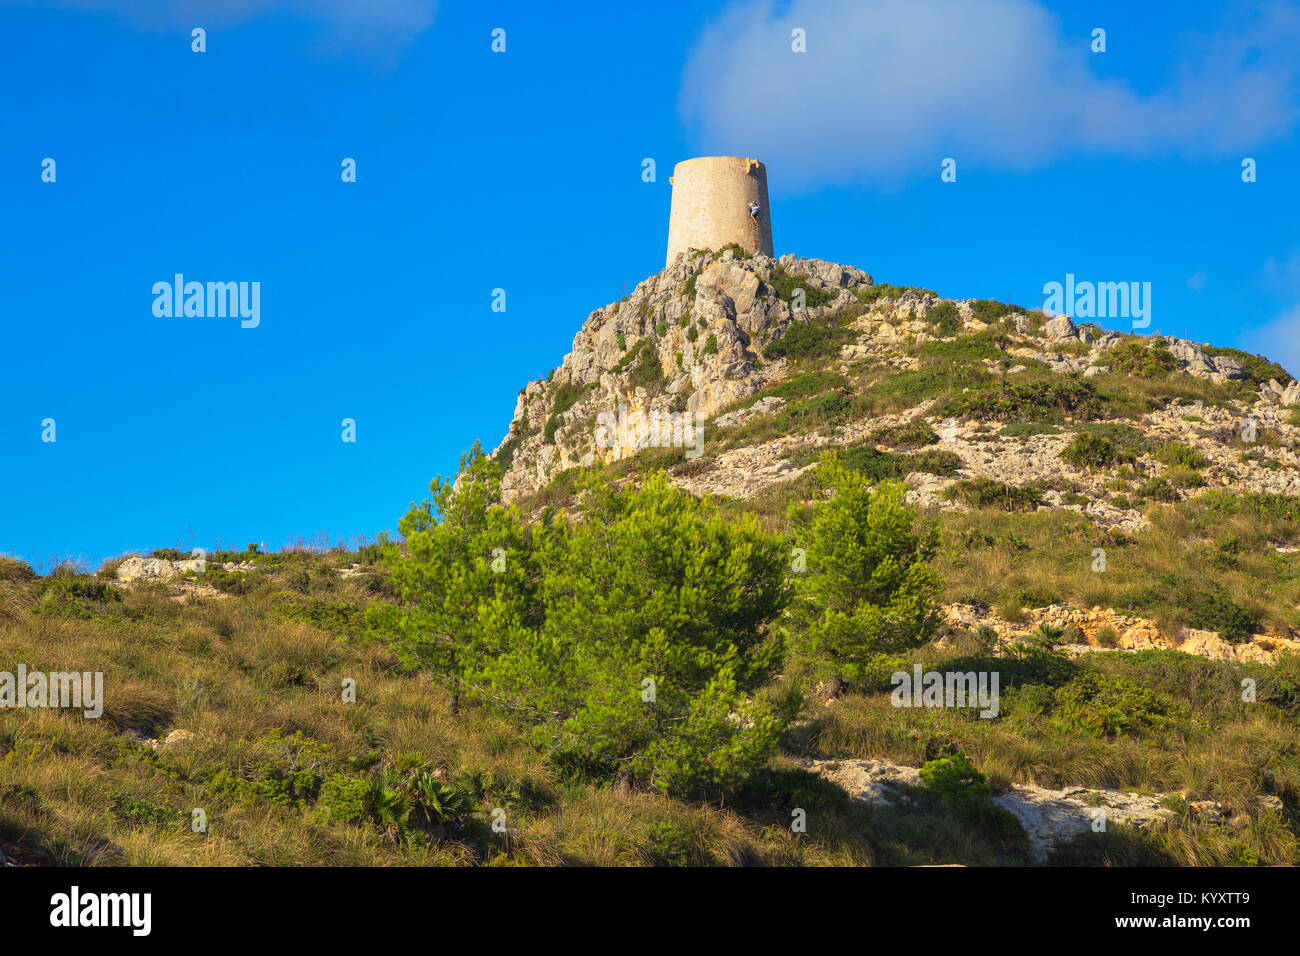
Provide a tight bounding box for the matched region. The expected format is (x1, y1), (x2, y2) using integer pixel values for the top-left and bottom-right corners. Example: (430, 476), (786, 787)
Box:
(2, 0), (1298, 568)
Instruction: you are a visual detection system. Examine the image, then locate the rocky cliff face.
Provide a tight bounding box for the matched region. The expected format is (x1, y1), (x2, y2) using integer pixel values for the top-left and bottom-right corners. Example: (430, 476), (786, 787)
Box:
(493, 250), (1300, 518)
(494, 249), (872, 498)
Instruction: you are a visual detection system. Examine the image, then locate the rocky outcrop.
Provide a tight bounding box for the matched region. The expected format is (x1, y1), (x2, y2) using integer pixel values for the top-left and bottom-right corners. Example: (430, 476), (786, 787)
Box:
(1260, 377), (1300, 407)
(495, 249), (872, 498)
(490, 253), (1300, 517)
(113, 556), (256, 582)
(805, 756), (1282, 863)
(941, 602), (1300, 664)
(114, 555), (205, 581)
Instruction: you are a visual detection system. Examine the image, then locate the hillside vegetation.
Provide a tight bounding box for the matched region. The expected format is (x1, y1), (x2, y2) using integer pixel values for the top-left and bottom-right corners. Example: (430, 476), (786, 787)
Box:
(4, 252), (1300, 867)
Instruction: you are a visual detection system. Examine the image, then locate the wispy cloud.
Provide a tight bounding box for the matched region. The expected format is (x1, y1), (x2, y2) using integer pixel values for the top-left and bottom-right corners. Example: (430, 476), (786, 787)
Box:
(1241, 249), (1300, 379)
(679, 0), (1300, 188)
(1239, 303), (1300, 380)
(28, 0), (438, 61)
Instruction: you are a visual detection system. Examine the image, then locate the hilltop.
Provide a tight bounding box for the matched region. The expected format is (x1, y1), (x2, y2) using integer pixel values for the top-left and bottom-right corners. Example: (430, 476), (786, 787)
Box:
(496, 247), (1299, 510)
(493, 248), (1300, 664)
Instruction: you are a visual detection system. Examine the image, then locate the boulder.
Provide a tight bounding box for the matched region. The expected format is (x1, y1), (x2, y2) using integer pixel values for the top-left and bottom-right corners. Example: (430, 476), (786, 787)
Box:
(1043, 315), (1076, 340)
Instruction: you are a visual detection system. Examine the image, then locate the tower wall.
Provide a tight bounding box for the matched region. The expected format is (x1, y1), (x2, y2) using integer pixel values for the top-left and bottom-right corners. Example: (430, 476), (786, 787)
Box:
(665, 156), (773, 266)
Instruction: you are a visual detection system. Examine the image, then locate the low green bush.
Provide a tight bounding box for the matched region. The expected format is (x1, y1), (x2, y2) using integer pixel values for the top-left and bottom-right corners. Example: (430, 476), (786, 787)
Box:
(1061, 432), (1134, 468)
(763, 322), (842, 362)
(944, 479), (1043, 512)
(1108, 341), (1179, 379)
(942, 379), (1104, 423)
(765, 268), (834, 307)
(1154, 441), (1208, 469)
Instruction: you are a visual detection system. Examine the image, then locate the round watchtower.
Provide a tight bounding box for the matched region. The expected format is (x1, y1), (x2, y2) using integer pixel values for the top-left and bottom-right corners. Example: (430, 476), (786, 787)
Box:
(665, 156), (773, 266)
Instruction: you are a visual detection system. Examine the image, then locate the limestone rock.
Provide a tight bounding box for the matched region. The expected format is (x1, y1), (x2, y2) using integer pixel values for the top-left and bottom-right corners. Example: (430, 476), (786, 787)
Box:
(114, 556), (204, 581)
(805, 756), (1178, 864)
(1043, 315), (1076, 340)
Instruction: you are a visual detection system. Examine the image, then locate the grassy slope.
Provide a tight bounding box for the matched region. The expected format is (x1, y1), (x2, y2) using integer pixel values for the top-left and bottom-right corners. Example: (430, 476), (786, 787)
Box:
(4, 297), (1300, 867)
(2, 523), (1299, 866)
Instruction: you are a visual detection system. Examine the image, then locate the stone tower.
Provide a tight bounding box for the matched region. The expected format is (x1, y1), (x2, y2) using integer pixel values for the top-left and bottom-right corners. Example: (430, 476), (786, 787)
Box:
(665, 156), (773, 266)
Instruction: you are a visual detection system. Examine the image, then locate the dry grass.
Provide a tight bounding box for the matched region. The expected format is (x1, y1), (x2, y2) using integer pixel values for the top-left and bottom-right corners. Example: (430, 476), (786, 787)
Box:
(4, 488), (1298, 868)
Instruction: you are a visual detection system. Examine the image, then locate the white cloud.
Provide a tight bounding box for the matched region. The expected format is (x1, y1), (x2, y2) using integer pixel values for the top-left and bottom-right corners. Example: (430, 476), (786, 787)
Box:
(33, 0), (437, 60)
(1238, 304), (1300, 381)
(679, 0), (1300, 188)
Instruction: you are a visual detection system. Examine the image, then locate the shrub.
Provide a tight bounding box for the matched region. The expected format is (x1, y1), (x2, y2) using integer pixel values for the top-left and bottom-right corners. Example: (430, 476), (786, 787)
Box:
(1202, 346), (1292, 387)
(839, 446), (902, 481)
(702, 333), (718, 356)
(1061, 433), (1132, 468)
(1094, 625), (1120, 647)
(766, 268), (834, 308)
(763, 322), (839, 362)
(1182, 590), (1259, 643)
(767, 370), (848, 401)
(1049, 672), (1188, 736)
(38, 573), (123, 611)
(925, 302), (962, 336)
(999, 422), (1060, 438)
(919, 752), (990, 807)
(918, 752), (1024, 843)
(111, 794), (185, 831)
(494, 429), (525, 472)
(613, 338), (666, 391)
(1029, 623), (1065, 646)
(786, 462), (942, 686)
(1135, 477), (1177, 502)
(857, 282), (937, 304)
(1154, 441), (1208, 469)
(943, 379), (1103, 423)
(1077, 421), (1149, 454)
(868, 420), (938, 449)
(904, 448), (964, 476)
(543, 380), (591, 443)
(943, 479), (1043, 512)
(0, 557), (38, 582)
(655, 321), (669, 336)
(369, 456), (791, 796)
(643, 818), (694, 866)
(1165, 465), (1204, 488)
(967, 299), (1028, 323)
(1108, 341), (1179, 379)
(915, 332), (1005, 363)
(318, 773), (371, 823)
